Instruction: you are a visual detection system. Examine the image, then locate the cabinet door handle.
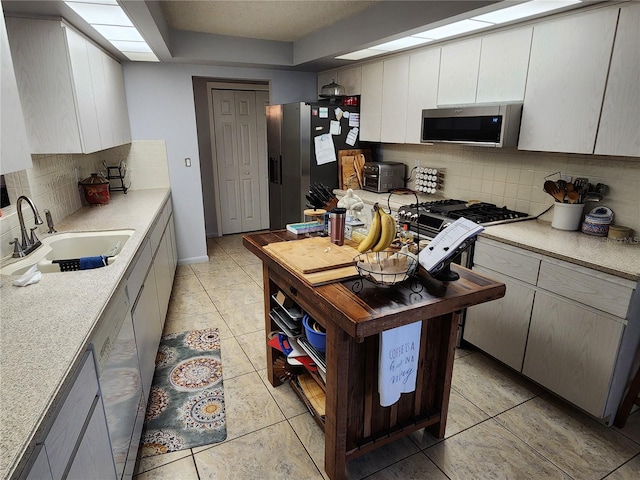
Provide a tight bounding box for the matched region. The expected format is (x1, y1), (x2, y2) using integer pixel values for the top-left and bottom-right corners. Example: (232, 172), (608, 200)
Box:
(289, 286), (297, 296)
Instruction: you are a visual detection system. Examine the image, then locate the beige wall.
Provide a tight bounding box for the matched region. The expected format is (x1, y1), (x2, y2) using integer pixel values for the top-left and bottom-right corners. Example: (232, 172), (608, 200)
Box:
(0, 140), (169, 259)
(377, 143), (640, 234)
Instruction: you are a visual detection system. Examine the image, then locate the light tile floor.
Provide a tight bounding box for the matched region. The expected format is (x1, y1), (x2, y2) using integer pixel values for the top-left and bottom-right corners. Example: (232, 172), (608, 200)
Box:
(133, 234), (640, 480)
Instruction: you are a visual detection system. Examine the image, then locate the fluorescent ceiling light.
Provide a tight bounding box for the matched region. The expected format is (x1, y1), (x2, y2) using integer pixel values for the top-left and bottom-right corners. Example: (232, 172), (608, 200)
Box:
(122, 52), (159, 62)
(370, 36), (434, 52)
(65, 2), (133, 26)
(413, 19), (492, 40)
(109, 40), (152, 53)
(64, 1), (158, 61)
(334, 0), (583, 62)
(472, 0), (582, 24)
(336, 49), (384, 61)
(92, 25), (144, 42)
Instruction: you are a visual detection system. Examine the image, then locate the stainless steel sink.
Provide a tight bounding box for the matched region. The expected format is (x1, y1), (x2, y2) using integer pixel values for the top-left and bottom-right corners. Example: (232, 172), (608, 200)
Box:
(0, 230), (134, 275)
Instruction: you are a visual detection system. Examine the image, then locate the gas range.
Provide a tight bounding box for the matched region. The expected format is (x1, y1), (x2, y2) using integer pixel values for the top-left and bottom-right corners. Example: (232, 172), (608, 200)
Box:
(398, 199), (534, 238)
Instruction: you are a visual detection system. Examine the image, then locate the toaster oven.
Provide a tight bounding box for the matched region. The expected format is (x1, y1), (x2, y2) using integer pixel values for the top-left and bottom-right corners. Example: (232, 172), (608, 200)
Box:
(362, 162), (405, 193)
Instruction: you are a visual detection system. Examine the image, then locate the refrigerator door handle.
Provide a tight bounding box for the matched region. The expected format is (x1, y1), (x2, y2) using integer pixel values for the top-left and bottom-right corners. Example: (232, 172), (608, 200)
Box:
(269, 155), (282, 185)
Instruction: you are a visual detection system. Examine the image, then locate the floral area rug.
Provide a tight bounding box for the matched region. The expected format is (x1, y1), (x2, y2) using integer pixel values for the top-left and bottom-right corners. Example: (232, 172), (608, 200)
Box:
(139, 328), (226, 457)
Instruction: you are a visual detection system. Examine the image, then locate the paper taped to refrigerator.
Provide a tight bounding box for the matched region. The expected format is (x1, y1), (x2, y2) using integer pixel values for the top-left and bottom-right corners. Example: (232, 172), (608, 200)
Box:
(314, 134), (337, 165)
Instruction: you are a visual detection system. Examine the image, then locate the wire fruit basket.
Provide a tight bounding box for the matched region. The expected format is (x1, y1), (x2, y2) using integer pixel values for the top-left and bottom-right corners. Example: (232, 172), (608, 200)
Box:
(354, 251), (418, 286)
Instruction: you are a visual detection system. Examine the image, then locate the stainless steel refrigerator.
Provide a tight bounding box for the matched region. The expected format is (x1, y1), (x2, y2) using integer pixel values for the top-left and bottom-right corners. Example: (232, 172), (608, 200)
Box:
(266, 98), (361, 229)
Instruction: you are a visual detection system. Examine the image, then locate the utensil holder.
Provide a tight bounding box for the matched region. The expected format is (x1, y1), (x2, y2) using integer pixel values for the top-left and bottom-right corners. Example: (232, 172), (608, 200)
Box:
(551, 203), (584, 231)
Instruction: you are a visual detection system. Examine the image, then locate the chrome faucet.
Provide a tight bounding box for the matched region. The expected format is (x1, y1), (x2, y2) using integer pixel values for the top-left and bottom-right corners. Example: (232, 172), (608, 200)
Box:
(13, 195), (44, 258)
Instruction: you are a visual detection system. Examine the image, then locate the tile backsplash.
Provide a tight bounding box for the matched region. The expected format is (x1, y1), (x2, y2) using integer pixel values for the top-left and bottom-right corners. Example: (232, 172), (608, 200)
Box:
(377, 143), (640, 235)
(0, 140), (169, 259)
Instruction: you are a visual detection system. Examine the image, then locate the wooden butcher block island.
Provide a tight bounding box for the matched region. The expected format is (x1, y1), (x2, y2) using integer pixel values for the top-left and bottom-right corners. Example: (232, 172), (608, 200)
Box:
(243, 231), (505, 479)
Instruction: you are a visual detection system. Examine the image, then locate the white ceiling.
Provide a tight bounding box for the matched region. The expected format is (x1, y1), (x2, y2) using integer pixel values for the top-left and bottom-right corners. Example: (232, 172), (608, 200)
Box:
(159, 1), (379, 42)
(1, 0), (602, 71)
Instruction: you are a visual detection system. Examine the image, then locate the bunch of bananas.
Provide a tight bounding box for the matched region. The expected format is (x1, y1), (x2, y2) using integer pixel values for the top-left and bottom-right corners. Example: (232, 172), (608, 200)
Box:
(357, 203), (397, 253)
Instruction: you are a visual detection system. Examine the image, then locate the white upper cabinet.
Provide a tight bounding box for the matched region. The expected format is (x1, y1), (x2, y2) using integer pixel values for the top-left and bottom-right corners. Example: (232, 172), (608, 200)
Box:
(66, 27), (102, 153)
(595, 3), (640, 157)
(405, 48), (440, 144)
(359, 61), (384, 142)
(476, 27), (532, 104)
(518, 8), (618, 154)
(437, 38), (481, 106)
(336, 66), (361, 95)
(1, 9), (32, 175)
(380, 56), (410, 143)
(5, 17), (131, 154)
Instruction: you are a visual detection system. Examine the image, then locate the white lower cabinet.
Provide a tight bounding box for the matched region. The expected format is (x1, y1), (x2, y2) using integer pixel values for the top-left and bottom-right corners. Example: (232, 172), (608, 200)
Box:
(465, 237), (638, 421)
(66, 397), (115, 480)
(464, 266), (534, 371)
(128, 197), (176, 401)
(522, 292), (624, 417)
(25, 445), (52, 480)
(132, 263), (162, 401)
(26, 352), (115, 480)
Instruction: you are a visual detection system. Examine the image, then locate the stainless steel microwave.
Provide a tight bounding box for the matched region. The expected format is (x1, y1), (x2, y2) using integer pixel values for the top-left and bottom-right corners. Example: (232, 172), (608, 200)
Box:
(421, 104), (523, 147)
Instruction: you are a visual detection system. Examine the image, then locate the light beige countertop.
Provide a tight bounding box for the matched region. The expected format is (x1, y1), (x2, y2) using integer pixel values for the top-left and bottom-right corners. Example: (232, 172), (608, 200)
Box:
(335, 189), (639, 282)
(0, 188), (170, 480)
(481, 219), (640, 282)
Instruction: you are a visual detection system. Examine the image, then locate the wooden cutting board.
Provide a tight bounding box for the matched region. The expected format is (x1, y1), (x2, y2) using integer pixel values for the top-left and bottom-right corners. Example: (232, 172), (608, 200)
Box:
(302, 265), (359, 286)
(338, 149), (370, 190)
(264, 236), (360, 274)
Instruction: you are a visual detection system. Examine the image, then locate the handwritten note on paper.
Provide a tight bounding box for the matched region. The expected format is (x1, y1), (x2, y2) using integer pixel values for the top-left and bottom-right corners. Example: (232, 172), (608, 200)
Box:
(329, 120), (341, 135)
(345, 127), (359, 146)
(314, 134), (337, 165)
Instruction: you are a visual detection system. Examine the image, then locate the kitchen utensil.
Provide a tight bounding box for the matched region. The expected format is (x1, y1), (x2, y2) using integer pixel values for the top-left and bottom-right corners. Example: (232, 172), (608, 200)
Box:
(567, 190), (580, 204)
(595, 183), (609, 196)
(573, 177), (589, 202)
(544, 180), (565, 203)
(583, 192), (603, 202)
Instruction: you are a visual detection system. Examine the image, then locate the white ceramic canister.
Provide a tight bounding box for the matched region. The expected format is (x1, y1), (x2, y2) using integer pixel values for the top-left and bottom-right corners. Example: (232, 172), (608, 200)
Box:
(551, 203), (584, 231)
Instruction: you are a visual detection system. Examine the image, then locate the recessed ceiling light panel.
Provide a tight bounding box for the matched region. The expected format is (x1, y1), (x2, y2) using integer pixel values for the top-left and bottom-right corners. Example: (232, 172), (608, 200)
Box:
(336, 49), (384, 60)
(371, 36), (434, 52)
(64, 1), (158, 61)
(413, 19), (493, 40)
(64, 2), (133, 26)
(123, 52), (159, 62)
(472, 0), (582, 24)
(92, 25), (144, 42)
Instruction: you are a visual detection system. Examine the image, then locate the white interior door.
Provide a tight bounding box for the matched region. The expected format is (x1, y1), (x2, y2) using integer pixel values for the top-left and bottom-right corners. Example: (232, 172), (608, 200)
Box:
(212, 90), (264, 234)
